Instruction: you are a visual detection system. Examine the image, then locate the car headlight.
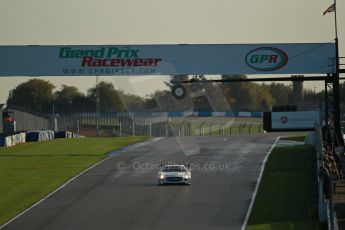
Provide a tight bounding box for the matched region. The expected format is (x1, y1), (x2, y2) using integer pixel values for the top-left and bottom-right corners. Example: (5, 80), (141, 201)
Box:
(184, 174), (189, 179)
(160, 174), (165, 179)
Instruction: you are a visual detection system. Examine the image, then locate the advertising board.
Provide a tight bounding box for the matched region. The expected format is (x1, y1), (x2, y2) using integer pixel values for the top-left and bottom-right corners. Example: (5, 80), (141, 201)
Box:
(271, 111), (320, 130)
(0, 43), (336, 76)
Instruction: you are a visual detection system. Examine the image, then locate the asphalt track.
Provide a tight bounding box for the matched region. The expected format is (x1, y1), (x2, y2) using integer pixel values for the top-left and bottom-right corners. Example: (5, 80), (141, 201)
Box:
(3, 134), (279, 230)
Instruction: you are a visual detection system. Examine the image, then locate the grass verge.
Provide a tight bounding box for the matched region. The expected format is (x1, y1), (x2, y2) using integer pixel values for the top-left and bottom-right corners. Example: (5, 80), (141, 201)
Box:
(0, 136), (146, 225)
(246, 144), (325, 230)
(280, 133), (308, 142)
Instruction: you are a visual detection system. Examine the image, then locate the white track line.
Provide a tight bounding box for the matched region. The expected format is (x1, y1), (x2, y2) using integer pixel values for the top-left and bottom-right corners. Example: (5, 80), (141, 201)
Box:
(0, 138), (162, 229)
(240, 136), (280, 230)
(0, 157), (109, 229)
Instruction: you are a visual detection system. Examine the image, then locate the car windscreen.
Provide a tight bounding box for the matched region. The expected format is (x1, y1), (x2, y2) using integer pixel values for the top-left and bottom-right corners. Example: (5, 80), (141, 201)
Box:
(162, 166), (187, 172)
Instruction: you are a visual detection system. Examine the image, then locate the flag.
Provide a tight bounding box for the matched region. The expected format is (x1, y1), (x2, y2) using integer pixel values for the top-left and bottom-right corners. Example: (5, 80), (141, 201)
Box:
(323, 3), (335, 15)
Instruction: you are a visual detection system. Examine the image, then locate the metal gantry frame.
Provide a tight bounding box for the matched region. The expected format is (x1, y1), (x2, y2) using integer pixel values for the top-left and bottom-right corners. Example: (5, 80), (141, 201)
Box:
(324, 74), (344, 147)
(176, 71), (344, 146)
(325, 76), (344, 146)
(325, 36), (345, 147)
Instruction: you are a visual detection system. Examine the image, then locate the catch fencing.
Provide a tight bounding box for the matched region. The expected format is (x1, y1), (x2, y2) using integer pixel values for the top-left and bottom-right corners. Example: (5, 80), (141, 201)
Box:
(53, 113), (263, 137)
(0, 109), (263, 137)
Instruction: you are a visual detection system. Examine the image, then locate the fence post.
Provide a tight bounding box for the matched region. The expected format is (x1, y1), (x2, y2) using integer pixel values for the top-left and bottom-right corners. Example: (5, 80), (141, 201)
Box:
(54, 116), (58, 132)
(149, 122), (152, 137)
(229, 126), (232, 136)
(182, 123), (185, 136)
(166, 122), (168, 137)
(132, 120), (135, 136)
(119, 121), (122, 137)
(77, 119), (80, 134)
(94, 113), (98, 136)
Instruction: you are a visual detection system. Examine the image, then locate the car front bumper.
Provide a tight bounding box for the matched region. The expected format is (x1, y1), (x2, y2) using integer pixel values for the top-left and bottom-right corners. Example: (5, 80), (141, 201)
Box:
(158, 177), (191, 185)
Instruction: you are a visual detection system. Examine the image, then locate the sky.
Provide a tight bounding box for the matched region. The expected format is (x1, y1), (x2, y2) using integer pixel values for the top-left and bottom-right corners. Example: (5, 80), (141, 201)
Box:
(0, 0), (344, 104)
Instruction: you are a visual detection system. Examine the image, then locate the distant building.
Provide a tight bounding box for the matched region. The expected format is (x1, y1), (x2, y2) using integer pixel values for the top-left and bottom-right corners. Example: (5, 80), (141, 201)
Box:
(291, 75), (304, 110)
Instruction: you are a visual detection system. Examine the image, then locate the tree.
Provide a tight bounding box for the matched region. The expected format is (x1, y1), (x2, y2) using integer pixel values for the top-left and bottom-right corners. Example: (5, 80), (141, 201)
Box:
(118, 91), (145, 112)
(144, 97), (158, 111)
(269, 83), (292, 106)
(221, 75), (254, 110)
(188, 76), (230, 112)
(54, 85), (85, 113)
(149, 90), (176, 111)
(251, 84), (273, 111)
(220, 75), (273, 111)
(7, 79), (55, 112)
(87, 81), (123, 113)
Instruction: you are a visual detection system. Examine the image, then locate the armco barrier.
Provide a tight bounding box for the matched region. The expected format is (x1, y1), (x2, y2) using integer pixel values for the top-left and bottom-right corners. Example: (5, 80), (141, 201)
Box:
(198, 111), (212, 117)
(182, 112), (194, 117)
(225, 111), (237, 117)
(211, 112), (226, 117)
(167, 112), (182, 117)
(251, 112), (263, 118)
(238, 112), (252, 117)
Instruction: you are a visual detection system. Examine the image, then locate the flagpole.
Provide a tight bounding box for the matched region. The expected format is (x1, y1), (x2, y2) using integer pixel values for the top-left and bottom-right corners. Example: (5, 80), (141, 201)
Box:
(334, 0), (339, 72)
(332, 0), (343, 147)
(334, 0), (338, 39)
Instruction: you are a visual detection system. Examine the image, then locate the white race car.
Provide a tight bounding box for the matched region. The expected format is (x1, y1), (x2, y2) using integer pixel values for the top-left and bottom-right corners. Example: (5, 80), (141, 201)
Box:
(158, 164), (191, 185)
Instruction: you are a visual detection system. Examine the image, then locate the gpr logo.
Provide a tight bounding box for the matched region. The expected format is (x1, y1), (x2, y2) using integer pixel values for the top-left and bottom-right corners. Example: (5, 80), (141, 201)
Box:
(280, 116), (288, 124)
(245, 47), (288, 71)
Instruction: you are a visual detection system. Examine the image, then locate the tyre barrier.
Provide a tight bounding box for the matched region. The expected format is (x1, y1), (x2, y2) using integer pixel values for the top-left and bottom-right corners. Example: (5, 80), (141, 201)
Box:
(0, 130), (85, 147)
(72, 133), (84, 138)
(0, 132), (26, 147)
(25, 130), (55, 142)
(54, 131), (84, 139)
